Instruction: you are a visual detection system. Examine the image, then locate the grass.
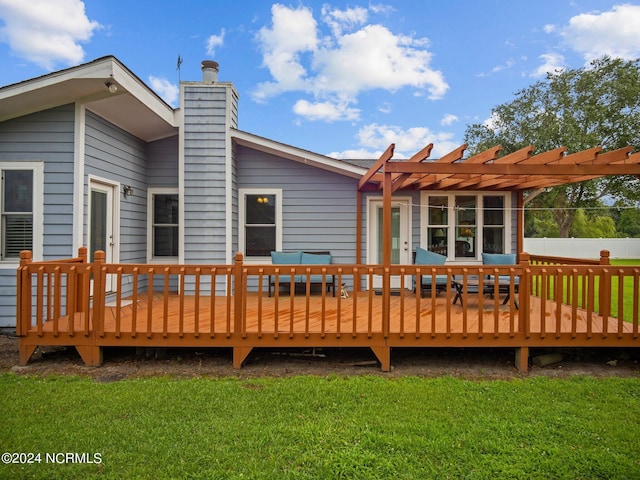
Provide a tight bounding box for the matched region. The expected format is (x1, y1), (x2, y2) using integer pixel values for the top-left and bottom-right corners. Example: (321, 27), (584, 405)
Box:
(1, 374), (639, 479)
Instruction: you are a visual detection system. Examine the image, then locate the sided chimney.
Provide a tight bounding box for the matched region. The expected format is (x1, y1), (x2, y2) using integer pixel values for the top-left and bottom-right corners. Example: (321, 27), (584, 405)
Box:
(201, 60), (219, 83)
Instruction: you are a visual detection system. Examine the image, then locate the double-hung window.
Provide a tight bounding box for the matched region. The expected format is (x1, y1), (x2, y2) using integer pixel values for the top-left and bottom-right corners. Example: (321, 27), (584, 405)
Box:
(239, 189), (282, 260)
(148, 188), (179, 261)
(1, 163), (43, 263)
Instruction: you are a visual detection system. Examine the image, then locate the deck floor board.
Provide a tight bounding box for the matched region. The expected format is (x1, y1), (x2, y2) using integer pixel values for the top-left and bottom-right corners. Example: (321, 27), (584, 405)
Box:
(30, 291), (631, 336)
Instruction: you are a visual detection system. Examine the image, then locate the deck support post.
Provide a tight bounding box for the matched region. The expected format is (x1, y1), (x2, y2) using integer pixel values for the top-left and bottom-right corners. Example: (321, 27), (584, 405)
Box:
(18, 342), (37, 366)
(515, 347), (529, 373)
(75, 345), (103, 366)
(233, 346), (253, 369)
(371, 346), (391, 372)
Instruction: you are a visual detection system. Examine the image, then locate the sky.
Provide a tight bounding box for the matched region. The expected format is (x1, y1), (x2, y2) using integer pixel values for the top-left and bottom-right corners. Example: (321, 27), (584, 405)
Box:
(1, 1), (640, 160)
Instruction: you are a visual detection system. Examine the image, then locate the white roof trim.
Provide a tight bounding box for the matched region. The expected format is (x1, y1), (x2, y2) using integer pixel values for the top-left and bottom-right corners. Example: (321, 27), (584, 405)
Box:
(0, 56), (178, 141)
(231, 128), (367, 179)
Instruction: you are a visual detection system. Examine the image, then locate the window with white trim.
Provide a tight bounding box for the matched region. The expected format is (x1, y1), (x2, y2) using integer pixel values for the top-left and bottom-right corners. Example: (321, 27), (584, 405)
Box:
(239, 189), (282, 259)
(148, 189), (179, 261)
(422, 192), (510, 260)
(1, 163), (43, 262)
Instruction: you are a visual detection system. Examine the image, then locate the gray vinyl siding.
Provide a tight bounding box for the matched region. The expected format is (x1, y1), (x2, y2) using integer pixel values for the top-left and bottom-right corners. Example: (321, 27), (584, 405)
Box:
(236, 146), (359, 265)
(0, 104), (75, 328)
(84, 111), (148, 268)
(147, 136), (178, 187)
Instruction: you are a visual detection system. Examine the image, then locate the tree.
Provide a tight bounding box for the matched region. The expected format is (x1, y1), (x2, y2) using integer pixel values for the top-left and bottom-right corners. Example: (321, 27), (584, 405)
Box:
(464, 56), (640, 237)
(570, 209), (617, 238)
(616, 207), (640, 237)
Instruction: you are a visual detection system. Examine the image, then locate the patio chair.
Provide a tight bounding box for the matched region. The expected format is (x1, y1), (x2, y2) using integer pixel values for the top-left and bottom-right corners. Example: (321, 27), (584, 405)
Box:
(413, 247), (450, 295)
(481, 253), (519, 304)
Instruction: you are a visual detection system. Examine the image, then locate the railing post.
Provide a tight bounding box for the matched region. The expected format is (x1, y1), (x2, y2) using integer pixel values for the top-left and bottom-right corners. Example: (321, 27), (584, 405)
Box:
(76, 246), (88, 314)
(92, 250), (105, 337)
(382, 267), (390, 338)
(17, 250), (33, 336)
(598, 250), (611, 322)
(518, 252), (531, 334)
(233, 252), (244, 334)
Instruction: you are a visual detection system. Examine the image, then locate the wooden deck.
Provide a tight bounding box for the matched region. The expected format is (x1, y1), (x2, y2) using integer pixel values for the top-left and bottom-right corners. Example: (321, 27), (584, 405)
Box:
(16, 250), (640, 372)
(31, 291), (632, 337)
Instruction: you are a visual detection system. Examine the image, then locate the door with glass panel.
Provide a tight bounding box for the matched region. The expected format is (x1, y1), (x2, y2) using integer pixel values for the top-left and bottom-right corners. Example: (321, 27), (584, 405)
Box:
(89, 180), (117, 292)
(368, 198), (411, 289)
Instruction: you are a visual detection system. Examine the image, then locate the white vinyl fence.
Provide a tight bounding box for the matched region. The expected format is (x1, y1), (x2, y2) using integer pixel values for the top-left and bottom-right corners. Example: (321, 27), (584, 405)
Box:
(523, 238), (640, 259)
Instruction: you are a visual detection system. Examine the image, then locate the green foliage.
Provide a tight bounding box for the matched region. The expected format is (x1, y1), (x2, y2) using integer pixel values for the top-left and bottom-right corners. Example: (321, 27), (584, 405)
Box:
(570, 209), (617, 238)
(616, 207), (640, 237)
(465, 56), (640, 237)
(1, 375), (639, 479)
(524, 209), (559, 237)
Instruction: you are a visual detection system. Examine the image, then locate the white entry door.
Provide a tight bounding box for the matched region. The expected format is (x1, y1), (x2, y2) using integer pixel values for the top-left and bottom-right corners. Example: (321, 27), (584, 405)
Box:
(88, 179), (118, 292)
(368, 198), (411, 289)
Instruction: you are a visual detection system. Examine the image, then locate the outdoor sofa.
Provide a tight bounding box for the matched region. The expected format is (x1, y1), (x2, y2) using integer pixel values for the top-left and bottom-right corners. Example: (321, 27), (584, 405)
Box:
(269, 251), (336, 297)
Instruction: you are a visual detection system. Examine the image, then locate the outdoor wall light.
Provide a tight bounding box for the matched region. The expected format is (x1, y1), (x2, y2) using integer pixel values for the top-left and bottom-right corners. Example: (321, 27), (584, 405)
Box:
(105, 81), (118, 94)
(123, 185), (134, 198)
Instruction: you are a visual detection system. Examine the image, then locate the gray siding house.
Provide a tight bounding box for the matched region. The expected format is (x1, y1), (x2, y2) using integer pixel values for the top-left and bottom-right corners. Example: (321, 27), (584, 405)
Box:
(0, 56), (517, 328)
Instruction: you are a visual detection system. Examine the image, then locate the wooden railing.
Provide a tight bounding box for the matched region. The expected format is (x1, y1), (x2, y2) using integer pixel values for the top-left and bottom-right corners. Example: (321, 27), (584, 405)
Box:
(16, 248), (640, 370)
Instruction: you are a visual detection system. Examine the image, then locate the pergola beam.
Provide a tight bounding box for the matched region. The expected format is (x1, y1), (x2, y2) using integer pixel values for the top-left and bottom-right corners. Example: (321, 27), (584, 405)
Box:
(383, 162), (640, 176)
(358, 143), (395, 190)
(390, 143), (434, 192)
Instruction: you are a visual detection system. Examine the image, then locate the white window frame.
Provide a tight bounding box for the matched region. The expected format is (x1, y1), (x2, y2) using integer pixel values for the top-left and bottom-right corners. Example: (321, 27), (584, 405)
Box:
(147, 187), (179, 263)
(0, 162), (44, 267)
(420, 191), (511, 262)
(239, 188), (282, 263)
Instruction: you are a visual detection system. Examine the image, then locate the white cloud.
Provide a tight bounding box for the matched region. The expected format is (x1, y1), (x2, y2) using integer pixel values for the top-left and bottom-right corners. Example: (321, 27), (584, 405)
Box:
(0, 0), (100, 69)
(253, 4), (448, 122)
(328, 147), (385, 159)
(253, 3), (318, 100)
(293, 98), (360, 121)
(531, 52), (566, 78)
(378, 101), (392, 114)
(321, 5), (367, 37)
(492, 58), (515, 73)
(329, 123), (458, 159)
(206, 29), (225, 56)
(149, 76), (179, 107)
(560, 4), (640, 61)
(440, 114), (459, 126)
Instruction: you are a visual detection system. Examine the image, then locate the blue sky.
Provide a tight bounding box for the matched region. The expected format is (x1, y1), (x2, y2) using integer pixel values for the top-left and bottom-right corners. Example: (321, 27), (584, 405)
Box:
(1, 1), (639, 159)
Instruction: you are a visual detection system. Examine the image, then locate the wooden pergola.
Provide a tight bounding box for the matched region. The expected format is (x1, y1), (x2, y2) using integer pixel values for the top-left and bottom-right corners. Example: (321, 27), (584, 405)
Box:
(355, 143), (640, 269)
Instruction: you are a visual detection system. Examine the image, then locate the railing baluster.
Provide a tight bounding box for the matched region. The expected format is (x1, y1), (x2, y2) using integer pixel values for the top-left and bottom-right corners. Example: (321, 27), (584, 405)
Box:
(617, 270), (624, 338)
(193, 268), (201, 337)
(555, 269), (563, 338)
(210, 268), (216, 338)
(257, 268), (263, 338)
(147, 269), (154, 338)
(131, 268), (138, 338)
(115, 267), (123, 338)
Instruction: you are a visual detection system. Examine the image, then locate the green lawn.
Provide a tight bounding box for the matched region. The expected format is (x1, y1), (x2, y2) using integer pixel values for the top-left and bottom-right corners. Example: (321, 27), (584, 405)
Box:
(1, 374), (639, 479)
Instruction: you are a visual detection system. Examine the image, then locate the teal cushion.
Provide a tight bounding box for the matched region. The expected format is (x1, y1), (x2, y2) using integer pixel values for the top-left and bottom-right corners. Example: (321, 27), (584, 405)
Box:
(421, 274), (449, 286)
(415, 247), (447, 265)
(482, 253), (516, 265)
(271, 251), (302, 264)
(301, 252), (331, 264)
